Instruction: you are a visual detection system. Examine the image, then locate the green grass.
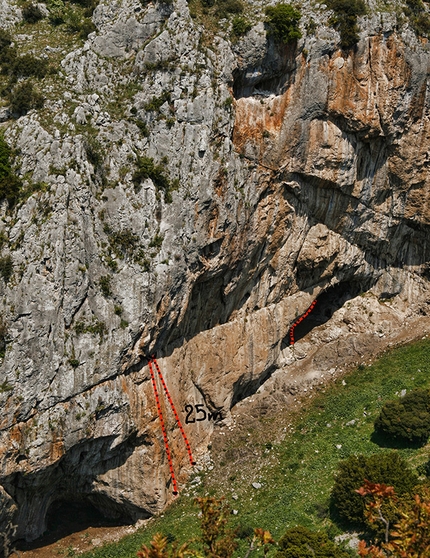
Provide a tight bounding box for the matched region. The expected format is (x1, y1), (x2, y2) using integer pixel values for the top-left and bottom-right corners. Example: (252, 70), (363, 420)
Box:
(80, 337), (430, 557)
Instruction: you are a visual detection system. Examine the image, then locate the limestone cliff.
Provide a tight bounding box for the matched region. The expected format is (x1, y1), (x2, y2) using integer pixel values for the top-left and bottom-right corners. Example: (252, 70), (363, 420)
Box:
(0, 0), (429, 544)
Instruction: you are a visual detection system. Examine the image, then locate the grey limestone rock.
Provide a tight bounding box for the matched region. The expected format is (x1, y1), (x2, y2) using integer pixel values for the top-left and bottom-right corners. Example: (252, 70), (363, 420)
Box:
(0, 0), (430, 544)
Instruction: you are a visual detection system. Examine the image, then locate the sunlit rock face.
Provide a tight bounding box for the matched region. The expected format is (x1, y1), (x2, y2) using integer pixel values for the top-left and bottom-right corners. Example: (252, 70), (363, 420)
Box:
(0, 0), (429, 543)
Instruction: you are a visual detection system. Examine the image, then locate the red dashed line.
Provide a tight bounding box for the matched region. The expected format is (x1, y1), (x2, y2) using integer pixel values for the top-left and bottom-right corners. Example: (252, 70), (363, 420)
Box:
(289, 299), (317, 345)
(151, 356), (196, 467)
(148, 359), (178, 495)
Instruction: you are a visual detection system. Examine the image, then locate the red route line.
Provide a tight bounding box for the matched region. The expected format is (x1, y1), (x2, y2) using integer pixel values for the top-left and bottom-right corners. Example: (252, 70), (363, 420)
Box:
(148, 359), (179, 495)
(151, 357), (196, 466)
(289, 299), (317, 345)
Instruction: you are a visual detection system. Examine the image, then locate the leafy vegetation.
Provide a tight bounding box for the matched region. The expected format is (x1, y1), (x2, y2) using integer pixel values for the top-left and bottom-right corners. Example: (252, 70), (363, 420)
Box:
(374, 388), (430, 447)
(137, 498), (275, 558)
(101, 224), (150, 270)
(326, 0), (367, 50)
(132, 156), (179, 203)
(357, 482), (430, 557)
(99, 275), (112, 297)
(404, 0), (430, 38)
(231, 16), (251, 38)
(8, 81), (44, 116)
(265, 3), (302, 44)
(0, 318), (7, 359)
(22, 2), (44, 23)
(276, 526), (350, 558)
(0, 255), (13, 283)
(75, 319), (106, 337)
(330, 452), (418, 527)
(0, 135), (21, 206)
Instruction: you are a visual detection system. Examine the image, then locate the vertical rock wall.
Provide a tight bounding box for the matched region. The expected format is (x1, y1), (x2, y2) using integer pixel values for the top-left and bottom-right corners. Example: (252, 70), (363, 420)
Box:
(0, 0), (429, 543)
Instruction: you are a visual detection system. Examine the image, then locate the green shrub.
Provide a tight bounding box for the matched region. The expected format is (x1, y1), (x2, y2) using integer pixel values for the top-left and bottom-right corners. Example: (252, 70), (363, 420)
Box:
(0, 318), (7, 358)
(132, 156), (178, 203)
(78, 17), (96, 38)
(0, 30), (12, 53)
(215, 0), (243, 17)
(374, 388), (430, 446)
(99, 275), (111, 297)
(84, 136), (103, 167)
(326, 0), (366, 50)
(0, 255), (13, 283)
(22, 3), (44, 23)
(330, 452), (418, 526)
(47, 0), (66, 25)
(136, 120), (150, 137)
(68, 358), (80, 368)
(149, 233), (164, 248)
(104, 225), (140, 259)
(417, 459), (430, 477)
(0, 135), (22, 206)
(276, 526), (350, 558)
(404, 0), (430, 38)
(143, 92), (171, 112)
(232, 16), (251, 37)
(10, 54), (48, 79)
(75, 319), (106, 336)
(9, 81), (44, 116)
(265, 3), (302, 44)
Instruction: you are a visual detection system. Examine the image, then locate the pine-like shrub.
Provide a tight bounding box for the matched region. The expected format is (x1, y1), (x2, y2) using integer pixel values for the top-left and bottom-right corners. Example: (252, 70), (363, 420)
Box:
(374, 388), (430, 446)
(9, 81), (44, 115)
(331, 452), (418, 526)
(276, 526), (350, 558)
(22, 2), (44, 23)
(326, 0), (366, 50)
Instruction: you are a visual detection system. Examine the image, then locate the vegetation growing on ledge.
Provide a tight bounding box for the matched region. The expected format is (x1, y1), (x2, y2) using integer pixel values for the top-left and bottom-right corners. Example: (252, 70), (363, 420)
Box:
(132, 156), (179, 203)
(404, 0), (430, 38)
(0, 135), (22, 206)
(326, 0), (367, 50)
(265, 3), (302, 44)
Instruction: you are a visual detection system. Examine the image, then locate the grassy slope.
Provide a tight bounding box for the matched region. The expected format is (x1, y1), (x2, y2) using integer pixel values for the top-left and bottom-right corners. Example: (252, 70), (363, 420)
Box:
(81, 337), (430, 557)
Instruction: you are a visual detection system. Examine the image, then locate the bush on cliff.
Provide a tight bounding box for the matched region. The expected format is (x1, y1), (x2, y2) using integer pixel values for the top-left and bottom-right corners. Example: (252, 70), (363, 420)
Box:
(8, 81), (44, 116)
(404, 0), (430, 38)
(0, 135), (22, 206)
(265, 3), (302, 44)
(374, 388), (430, 447)
(22, 2), (44, 23)
(326, 0), (366, 50)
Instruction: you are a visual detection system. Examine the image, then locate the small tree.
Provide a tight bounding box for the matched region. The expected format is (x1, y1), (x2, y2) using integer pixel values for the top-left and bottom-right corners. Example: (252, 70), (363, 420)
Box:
(276, 526), (350, 558)
(331, 452), (418, 526)
(374, 388), (430, 447)
(326, 0), (366, 50)
(265, 3), (302, 44)
(357, 481), (430, 557)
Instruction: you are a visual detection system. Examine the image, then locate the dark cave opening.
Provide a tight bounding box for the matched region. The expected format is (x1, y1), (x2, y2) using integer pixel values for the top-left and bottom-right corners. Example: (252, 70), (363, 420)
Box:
(282, 280), (369, 348)
(15, 498), (131, 551)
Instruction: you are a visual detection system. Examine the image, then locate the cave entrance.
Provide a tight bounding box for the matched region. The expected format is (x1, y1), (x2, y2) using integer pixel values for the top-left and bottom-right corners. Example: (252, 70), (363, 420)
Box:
(283, 280), (367, 347)
(16, 497), (131, 551)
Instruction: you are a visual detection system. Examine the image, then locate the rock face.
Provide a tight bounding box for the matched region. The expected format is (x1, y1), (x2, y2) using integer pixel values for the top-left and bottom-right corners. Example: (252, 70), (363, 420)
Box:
(0, 0), (430, 544)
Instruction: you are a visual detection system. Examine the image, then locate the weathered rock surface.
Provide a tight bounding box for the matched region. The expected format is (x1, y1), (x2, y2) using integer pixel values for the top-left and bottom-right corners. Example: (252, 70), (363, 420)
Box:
(0, 0), (429, 545)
